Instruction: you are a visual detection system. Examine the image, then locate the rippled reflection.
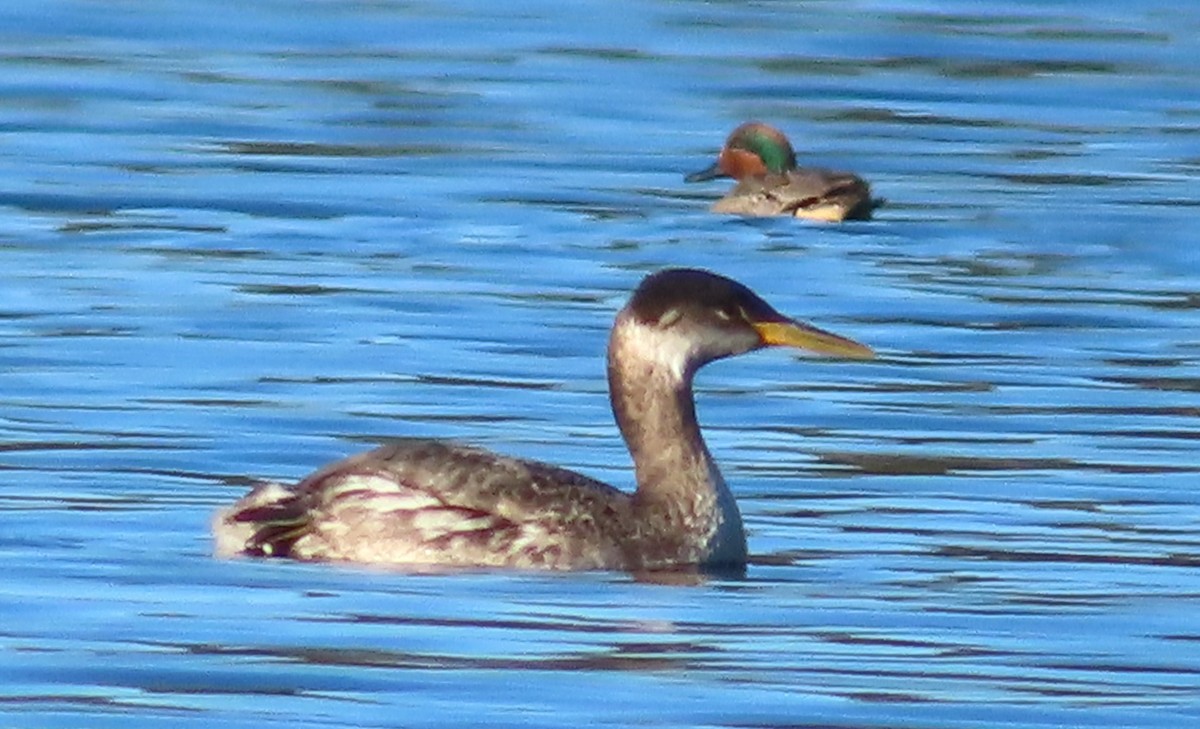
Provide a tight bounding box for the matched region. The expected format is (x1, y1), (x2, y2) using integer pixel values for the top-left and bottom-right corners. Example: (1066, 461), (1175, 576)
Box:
(2, 1), (1199, 728)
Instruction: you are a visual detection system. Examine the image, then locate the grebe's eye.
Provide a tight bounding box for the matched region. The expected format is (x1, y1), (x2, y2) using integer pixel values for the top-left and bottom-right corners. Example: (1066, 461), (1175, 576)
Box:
(713, 304), (746, 323)
(657, 307), (682, 328)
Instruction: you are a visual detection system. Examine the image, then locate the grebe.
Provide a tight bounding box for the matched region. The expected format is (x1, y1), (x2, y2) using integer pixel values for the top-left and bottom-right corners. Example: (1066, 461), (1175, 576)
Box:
(213, 268), (873, 571)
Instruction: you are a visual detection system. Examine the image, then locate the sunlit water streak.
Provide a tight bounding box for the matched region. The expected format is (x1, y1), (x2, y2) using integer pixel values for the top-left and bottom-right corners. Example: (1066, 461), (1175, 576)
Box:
(1, 1), (1198, 728)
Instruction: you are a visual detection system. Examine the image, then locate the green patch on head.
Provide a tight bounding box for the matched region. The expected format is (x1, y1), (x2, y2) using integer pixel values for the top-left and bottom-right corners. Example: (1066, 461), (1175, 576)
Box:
(734, 127), (797, 174)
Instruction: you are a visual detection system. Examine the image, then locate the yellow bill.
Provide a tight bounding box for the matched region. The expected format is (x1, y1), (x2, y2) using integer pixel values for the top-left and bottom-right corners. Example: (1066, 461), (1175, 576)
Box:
(754, 320), (875, 360)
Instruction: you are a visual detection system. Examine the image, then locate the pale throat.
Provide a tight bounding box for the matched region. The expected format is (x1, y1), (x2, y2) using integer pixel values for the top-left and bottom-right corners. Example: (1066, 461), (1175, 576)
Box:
(607, 316), (748, 564)
(607, 320), (721, 499)
(608, 319), (707, 461)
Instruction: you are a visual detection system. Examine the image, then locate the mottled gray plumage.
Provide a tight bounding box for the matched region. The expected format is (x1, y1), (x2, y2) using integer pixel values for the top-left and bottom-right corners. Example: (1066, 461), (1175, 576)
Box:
(212, 268), (873, 572)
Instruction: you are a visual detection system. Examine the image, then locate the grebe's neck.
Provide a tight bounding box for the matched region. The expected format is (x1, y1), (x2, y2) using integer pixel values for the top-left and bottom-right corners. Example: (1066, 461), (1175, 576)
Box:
(606, 314), (746, 566)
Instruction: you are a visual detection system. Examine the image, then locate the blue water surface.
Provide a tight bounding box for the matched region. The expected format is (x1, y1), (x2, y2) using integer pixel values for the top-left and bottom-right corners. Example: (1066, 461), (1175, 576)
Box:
(1, 1), (1198, 727)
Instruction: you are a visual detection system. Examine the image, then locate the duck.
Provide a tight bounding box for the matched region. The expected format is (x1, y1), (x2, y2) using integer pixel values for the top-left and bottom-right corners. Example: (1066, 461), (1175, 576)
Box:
(685, 121), (877, 222)
(212, 268), (873, 572)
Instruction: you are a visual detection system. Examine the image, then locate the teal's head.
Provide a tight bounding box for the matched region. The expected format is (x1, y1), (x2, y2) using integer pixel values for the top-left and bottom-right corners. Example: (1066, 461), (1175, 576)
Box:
(727, 122), (797, 174)
(685, 121), (798, 182)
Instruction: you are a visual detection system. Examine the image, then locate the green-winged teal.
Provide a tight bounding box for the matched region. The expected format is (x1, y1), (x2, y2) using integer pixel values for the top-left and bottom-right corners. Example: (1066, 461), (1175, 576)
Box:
(686, 121), (877, 222)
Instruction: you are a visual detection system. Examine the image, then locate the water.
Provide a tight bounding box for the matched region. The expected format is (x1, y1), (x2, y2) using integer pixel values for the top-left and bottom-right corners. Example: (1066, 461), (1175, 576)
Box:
(2, 0), (1199, 727)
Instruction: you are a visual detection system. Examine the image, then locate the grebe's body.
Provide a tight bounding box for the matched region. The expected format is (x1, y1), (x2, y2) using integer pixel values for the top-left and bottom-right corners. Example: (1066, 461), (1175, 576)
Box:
(213, 269), (872, 571)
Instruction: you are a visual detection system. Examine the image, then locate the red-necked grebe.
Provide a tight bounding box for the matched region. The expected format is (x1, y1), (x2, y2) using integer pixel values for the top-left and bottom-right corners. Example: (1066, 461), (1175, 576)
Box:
(212, 268), (873, 571)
